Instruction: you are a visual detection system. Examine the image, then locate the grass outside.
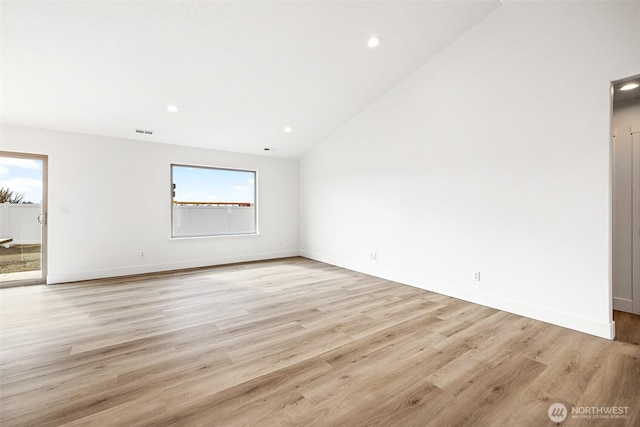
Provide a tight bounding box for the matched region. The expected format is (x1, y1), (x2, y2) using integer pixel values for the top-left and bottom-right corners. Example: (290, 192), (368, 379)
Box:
(0, 244), (41, 274)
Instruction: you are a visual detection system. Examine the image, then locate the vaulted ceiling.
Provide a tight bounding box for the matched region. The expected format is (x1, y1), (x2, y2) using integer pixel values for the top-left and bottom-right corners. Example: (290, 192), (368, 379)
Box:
(1, 1), (501, 158)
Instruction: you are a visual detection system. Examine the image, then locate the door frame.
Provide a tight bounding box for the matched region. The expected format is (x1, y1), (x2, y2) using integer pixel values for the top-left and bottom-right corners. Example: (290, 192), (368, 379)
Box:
(610, 74), (640, 320)
(633, 128), (640, 314)
(0, 150), (48, 287)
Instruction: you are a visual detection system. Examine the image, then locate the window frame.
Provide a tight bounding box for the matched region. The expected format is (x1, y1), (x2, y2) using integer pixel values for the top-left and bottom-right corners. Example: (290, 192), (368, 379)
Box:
(170, 163), (258, 239)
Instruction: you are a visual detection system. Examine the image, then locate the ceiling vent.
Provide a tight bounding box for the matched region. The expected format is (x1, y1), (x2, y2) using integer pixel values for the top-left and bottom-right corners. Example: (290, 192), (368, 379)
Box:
(135, 129), (153, 135)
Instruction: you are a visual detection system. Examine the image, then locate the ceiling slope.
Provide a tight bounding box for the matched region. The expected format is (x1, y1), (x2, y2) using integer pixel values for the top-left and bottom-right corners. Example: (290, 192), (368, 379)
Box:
(1, 1), (500, 158)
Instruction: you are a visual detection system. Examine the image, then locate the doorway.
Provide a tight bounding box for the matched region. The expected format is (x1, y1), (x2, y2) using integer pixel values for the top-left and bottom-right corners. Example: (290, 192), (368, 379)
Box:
(0, 151), (48, 286)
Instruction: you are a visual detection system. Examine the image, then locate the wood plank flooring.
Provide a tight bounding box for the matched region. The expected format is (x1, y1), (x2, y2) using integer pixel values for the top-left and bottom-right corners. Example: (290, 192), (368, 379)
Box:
(1, 257), (638, 426)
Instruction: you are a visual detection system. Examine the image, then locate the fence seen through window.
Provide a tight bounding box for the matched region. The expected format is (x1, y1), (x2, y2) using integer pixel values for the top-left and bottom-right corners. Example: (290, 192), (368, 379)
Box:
(171, 164), (256, 237)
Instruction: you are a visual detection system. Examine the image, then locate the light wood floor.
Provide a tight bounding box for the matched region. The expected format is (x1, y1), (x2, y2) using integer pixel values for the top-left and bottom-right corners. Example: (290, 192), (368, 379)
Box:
(1, 257), (638, 426)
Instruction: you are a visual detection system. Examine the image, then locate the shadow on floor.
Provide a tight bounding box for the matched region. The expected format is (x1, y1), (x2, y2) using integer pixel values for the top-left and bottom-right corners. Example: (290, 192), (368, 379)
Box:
(614, 310), (640, 346)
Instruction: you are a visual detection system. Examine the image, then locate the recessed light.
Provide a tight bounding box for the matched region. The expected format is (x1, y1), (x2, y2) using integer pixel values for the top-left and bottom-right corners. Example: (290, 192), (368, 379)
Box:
(283, 126), (292, 134)
(167, 104), (179, 113)
(367, 35), (381, 48)
(620, 83), (639, 91)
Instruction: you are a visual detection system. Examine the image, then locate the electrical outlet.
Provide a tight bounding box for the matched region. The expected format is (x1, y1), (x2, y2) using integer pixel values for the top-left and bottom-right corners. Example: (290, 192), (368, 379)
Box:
(473, 271), (481, 281)
(370, 252), (378, 261)
(140, 251), (145, 258)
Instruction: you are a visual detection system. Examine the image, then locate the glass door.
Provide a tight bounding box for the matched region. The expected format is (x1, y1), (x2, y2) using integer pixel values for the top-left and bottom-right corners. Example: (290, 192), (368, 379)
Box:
(0, 151), (47, 286)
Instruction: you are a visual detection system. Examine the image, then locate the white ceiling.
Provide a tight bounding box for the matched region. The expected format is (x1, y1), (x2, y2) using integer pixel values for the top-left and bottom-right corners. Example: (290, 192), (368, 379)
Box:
(1, 1), (501, 159)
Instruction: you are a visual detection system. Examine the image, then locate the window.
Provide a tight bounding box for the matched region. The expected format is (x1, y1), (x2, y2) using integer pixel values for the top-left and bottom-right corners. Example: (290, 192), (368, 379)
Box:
(171, 164), (256, 237)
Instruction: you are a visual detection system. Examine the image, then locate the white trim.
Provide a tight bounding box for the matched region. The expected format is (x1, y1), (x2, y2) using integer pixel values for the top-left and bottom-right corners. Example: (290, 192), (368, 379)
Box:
(610, 321), (616, 340)
(47, 250), (298, 284)
(300, 250), (616, 340)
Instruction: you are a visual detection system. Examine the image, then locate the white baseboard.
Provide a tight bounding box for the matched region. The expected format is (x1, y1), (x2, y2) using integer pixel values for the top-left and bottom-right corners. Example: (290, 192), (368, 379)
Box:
(47, 250), (299, 284)
(47, 249), (615, 340)
(613, 296), (633, 313)
(300, 250), (615, 340)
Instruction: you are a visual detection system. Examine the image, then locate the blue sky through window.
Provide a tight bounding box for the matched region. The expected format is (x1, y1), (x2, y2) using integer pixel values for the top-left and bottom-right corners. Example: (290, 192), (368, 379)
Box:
(172, 165), (255, 203)
(0, 157), (43, 204)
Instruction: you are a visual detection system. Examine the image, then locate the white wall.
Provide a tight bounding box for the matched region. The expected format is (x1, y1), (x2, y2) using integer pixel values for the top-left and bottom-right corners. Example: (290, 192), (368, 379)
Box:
(300, 1), (640, 339)
(0, 125), (299, 283)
